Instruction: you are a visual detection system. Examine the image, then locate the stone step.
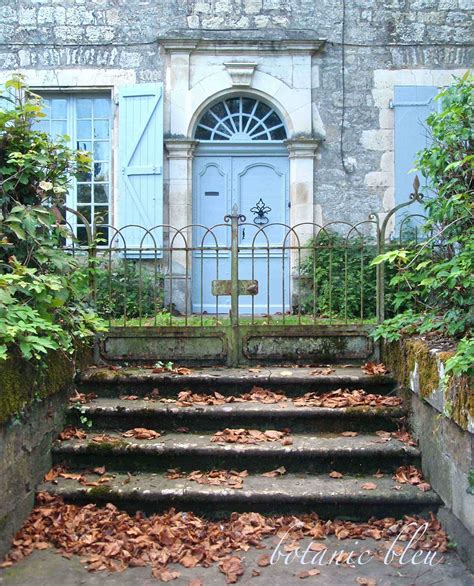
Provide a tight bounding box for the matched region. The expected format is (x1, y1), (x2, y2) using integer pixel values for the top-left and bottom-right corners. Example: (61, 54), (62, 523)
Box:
(39, 470), (440, 519)
(68, 398), (405, 433)
(53, 431), (420, 475)
(77, 366), (397, 397)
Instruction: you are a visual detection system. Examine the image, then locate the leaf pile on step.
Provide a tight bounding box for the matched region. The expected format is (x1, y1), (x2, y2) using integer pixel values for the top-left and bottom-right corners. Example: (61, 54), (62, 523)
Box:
(311, 367), (335, 375)
(393, 466), (431, 492)
(44, 466), (113, 488)
(58, 426), (87, 441)
(1, 494), (448, 581)
(69, 390), (98, 404)
(151, 365), (192, 375)
(361, 362), (389, 375)
(169, 386), (401, 409)
(293, 389), (401, 408)
(173, 386), (287, 406)
(122, 428), (161, 440)
(392, 429), (417, 446)
(165, 469), (248, 489)
(211, 428), (293, 446)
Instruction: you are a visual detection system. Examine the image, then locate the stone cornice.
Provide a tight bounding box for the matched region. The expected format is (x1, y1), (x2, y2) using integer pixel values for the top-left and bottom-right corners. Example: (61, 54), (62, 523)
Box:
(285, 138), (321, 158)
(165, 139), (199, 159)
(160, 36), (325, 55)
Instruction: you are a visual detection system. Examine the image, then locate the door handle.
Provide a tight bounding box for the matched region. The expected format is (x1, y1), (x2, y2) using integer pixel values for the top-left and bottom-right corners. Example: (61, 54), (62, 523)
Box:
(242, 228), (245, 240)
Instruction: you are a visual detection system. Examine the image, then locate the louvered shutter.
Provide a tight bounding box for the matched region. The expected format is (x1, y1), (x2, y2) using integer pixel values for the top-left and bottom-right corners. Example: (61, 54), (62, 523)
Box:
(117, 83), (164, 255)
(393, 86), (439, 217)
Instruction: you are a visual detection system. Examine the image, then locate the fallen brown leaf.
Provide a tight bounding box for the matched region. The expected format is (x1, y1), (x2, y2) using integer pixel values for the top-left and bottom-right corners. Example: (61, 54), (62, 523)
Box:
(219, 556), (244, 584)
(361, 483), (377, 490)
(122, 428), (160, 440)
(58, 426), (87, 441)
(298, 568), (321, 578)
(361, 362), (388, 375)
(329, 471), (343, 479)
(257, 554), (271, 567)
(341, 431), (359, 437)
(261, 467), (286, 478)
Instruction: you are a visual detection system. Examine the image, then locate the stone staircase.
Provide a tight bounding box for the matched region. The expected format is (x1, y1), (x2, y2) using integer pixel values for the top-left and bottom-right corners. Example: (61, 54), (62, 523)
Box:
(41, 366), (441, 520)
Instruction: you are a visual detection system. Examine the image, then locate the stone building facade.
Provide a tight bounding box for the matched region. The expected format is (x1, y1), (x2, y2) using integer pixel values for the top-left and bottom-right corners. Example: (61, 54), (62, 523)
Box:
(0, 0), (472, 309)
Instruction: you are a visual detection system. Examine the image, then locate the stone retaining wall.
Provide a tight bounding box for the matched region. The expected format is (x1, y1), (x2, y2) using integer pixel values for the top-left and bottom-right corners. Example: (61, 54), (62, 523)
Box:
(383, 338), (474, 571)
(0, 348), (92, 558)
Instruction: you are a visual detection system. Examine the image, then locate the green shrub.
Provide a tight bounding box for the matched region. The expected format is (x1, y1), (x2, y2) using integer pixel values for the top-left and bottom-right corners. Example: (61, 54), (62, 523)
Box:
(95, 261), (164, 319)
(372, 72), (473, 377)
(0, 75), (106, 361)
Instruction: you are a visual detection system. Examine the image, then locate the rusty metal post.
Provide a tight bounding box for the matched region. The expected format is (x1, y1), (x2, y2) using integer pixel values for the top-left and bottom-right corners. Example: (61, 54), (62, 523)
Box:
(225, 204), (245, 366)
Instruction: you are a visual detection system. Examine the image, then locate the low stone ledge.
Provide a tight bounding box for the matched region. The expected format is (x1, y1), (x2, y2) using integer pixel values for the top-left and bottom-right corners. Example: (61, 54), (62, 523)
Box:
(0, 345), (93, 558)
(382, 338), (474, 571)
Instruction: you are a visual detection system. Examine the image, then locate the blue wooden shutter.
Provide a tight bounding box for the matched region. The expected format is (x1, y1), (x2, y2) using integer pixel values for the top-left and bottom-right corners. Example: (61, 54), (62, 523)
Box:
(393, 86), (439, 217)
(118, 83), (163, 254)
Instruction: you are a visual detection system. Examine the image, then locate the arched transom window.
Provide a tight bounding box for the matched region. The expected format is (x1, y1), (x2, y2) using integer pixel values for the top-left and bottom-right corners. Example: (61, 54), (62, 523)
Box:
(195, 97), (287, 141)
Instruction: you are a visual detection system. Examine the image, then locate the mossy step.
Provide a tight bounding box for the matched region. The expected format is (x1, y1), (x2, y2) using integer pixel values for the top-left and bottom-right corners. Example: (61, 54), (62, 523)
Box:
(67, 398), (405, 433)
(39, 470), (440, 519)
(77, 366), (397, 397)
(53, 431), (420, 475)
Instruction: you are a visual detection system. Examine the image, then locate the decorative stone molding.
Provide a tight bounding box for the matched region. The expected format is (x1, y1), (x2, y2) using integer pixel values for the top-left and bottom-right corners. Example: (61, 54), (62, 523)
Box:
(224, 62), (257, 87)
(285, 138), (321, 158)
(165, 139), (199, 159)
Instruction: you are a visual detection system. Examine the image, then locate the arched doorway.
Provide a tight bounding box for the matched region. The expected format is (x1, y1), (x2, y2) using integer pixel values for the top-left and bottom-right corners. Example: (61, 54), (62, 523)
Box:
(192, 96), (290, 314)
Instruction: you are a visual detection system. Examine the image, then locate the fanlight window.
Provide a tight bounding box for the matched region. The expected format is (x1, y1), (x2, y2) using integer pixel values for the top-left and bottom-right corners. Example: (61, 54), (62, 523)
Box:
(195, 97), (287, 141)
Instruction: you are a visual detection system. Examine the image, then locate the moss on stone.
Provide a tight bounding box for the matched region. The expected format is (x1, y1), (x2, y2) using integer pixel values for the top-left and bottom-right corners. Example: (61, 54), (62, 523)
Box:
(87, 440), (128, 452)
(0, 347), (86, 425)
(86, 485), (113, 498)
(383, 337), (472, 431)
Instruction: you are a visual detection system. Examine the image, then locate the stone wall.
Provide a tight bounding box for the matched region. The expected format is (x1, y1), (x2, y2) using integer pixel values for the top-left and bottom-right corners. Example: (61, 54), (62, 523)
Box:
(0, 348), (92, 558)
(0, 0), (472, 225)
(383, 338), (474, 570)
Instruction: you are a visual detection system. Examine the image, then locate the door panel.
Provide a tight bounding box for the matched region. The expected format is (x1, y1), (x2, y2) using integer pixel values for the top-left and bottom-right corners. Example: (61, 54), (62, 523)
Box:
(192, 154), (289, 314)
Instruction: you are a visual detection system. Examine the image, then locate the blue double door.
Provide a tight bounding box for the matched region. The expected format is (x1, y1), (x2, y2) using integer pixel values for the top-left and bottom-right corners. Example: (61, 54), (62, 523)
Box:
(192, 153), (290, 314)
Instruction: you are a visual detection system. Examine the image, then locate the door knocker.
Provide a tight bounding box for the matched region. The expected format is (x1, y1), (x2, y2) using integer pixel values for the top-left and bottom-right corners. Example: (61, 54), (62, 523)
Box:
(250, 198), (271, 226)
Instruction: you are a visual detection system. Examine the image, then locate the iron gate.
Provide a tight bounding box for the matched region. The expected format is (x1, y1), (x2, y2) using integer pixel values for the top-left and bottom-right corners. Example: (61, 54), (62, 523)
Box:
(65, 181), (426, 366)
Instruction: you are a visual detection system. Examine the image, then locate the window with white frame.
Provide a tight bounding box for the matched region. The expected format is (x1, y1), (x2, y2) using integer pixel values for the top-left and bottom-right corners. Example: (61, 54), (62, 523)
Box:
(34, 93), (112, 243)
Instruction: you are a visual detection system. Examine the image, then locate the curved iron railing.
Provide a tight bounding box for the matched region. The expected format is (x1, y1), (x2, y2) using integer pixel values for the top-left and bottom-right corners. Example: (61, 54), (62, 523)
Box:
(61, 178), (428, 328)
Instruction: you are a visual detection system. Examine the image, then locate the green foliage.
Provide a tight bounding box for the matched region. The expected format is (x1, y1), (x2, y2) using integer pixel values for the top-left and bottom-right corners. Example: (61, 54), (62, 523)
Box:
(0, 75), (106, 361)
(299, 232), (400, 320)
(373, 73), (474, 376)
(95, 261), (164, 319)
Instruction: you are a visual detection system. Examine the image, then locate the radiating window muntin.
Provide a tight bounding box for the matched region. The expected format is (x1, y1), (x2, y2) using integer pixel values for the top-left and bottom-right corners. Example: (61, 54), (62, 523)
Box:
(195, 97), (287, 141)
(35, 94), (112, 244)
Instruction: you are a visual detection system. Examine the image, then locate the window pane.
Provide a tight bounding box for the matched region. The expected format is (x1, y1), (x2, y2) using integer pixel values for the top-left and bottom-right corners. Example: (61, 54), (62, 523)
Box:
(242, 98), (256, 114)
(77, 206), (91, 223)
(266, 112), (281, 128)
(195, 126), (211, 140)
(94, 162), (109, 181)
(93, 141), (109, 161)
(51, 120), (67, 137)
(270, 126), (287, 140)
(77, 170), (92, 182)
(77, 140), (92, 153)
(76, 99), (92, 118)
(76, 226), (88, 245)
(77, 184), (92, 203)
(210, 102), (226, 119)
(94, 184), (109, 203)
(255, 102), (271, 119)
(51, 99), (67, 118)
(94, 98), (110, 118)
(94, 119), (110, 139)
(225, 98), (239, 114)
(94, 207), (109, 225)
(77, 120), (92, 139)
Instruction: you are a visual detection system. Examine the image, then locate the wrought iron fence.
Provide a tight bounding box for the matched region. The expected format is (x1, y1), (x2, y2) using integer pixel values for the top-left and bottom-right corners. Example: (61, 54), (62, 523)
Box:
(63, 179), (427, 329)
